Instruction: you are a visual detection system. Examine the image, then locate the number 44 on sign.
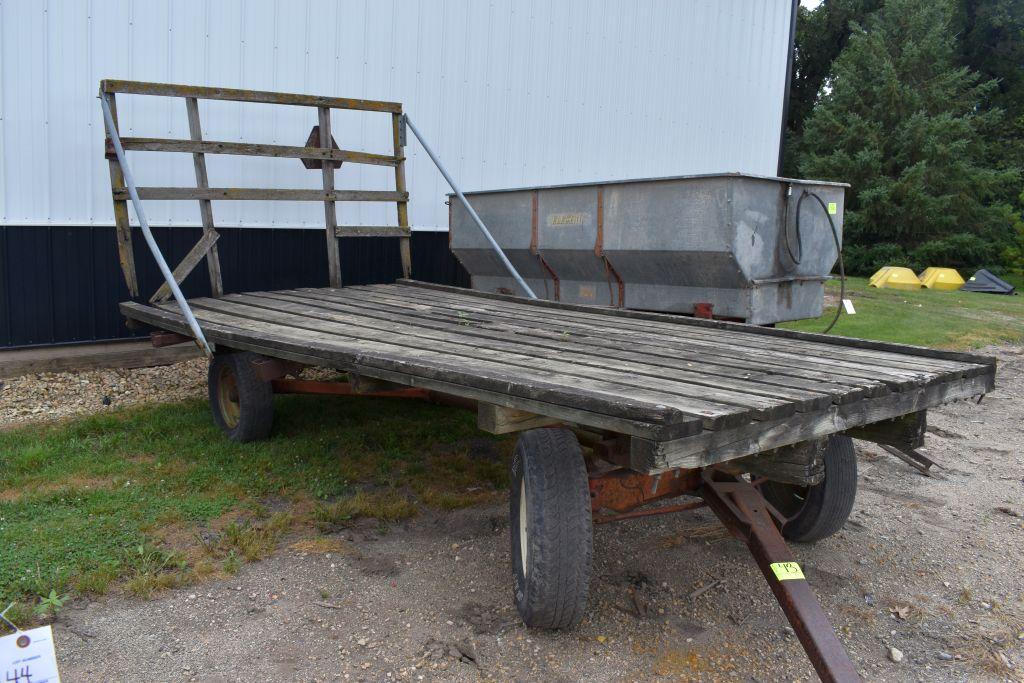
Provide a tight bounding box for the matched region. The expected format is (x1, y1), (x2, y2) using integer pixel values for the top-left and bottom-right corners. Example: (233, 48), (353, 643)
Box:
(0, 626), (61, 683)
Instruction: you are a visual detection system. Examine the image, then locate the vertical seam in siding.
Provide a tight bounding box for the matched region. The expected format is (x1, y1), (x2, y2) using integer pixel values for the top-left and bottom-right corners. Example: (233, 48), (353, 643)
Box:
(1, 227), (9, 345)
(86, 0), (94, 224)
(43, 0), (51, 222)
(0, 0), (6, 223)
(46, 225), (55, 343)
(89, 225), (96, 339)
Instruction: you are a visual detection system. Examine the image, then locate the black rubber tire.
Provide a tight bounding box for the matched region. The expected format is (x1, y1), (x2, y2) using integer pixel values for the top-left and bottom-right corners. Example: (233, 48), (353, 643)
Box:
(762, 435), (857, 543)
(509, 428), (593, 630)
(207, 352), (274, 442)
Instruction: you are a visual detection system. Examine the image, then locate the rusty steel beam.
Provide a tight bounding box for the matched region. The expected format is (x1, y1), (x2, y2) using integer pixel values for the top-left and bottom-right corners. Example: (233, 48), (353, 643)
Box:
(700, 470), (860, 682)
(589, 467), (701, 516)
(592, 499), (705, 524)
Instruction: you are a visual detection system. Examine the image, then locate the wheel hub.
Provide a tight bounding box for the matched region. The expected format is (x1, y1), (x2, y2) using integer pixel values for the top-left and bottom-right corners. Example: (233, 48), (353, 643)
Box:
(217, 365), (241, 429)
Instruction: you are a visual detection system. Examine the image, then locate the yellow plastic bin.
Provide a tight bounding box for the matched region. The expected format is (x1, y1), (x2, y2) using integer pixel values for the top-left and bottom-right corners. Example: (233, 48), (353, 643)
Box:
(918, 267), (965, 291)
(869, 266), (922, 290)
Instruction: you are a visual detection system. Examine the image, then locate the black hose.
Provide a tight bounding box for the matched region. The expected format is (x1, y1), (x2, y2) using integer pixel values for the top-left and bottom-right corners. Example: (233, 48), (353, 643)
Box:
(795, 190), (845, 334)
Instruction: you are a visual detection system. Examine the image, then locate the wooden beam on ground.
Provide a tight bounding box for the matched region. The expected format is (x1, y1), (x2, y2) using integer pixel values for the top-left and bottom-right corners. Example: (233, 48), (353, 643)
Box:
(149, 230), (220, 303)
(100, 79), (402, 113)
(477, 403), (561, 434)
(0, 340), (199, 379)
(185, 97), (223, 297)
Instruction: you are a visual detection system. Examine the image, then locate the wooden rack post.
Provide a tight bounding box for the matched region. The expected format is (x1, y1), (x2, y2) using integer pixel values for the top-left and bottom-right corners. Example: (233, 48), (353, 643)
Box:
(101, 80), (411, 299)
(102, 91), (139, 297)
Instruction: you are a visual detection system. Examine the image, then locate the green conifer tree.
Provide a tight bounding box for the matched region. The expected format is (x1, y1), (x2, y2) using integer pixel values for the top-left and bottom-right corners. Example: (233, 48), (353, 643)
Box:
(799, 0), (1020, 274)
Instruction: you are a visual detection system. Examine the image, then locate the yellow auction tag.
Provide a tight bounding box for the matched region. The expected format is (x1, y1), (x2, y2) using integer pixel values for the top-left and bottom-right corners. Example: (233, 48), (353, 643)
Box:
(827, 202), (838, 215)
(769, 561), (805, 581)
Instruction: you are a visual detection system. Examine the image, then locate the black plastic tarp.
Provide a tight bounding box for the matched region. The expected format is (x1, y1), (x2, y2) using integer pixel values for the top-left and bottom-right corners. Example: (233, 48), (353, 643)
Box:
(961, 269), (1016, 295)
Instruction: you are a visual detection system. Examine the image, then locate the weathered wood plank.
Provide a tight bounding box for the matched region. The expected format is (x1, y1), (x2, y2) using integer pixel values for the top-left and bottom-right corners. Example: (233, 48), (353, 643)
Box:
(103, 91), (139, 297)
(185, 97), (223, 297)
(235, 291), (840, 411)
(185, 296), (782, 425)
(328, 286), (940, 391)
(0, 340), (198, 378)
(319, 107), (342, 288)
(396, 279), (996, 371)
(112, 188), (408, 202)
(101, 79), (402, 113)
(280, 288), (888, 399)
(348, 373), (407, 394)
(387, 283), (978, 377)
(376, 286), (970, 386)
(119, 300), (702, 438)
(149, 230), (220, 303)
(335, 226), (410, 237)
(392, 112), (411, 279)
(631, 373), (992, 471)
(478, 404), (560, 434)
(844, 411), (927, 450)
(117, 138), (400, 167)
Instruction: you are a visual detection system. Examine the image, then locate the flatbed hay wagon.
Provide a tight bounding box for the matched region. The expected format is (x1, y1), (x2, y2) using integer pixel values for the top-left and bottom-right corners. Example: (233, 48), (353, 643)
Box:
(100, 81), (996, 683)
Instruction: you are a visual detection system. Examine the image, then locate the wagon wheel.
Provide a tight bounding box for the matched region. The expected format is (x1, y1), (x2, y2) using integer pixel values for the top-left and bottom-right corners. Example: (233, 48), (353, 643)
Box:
(509, 428), (593, 630)
(208, 351), (274, 442)
(759, 434), (858, 543)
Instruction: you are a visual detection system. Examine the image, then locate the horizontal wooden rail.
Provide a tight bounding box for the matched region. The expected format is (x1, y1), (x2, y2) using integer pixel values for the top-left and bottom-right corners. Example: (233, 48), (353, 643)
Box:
(101, 79), (402, 113)
(116, 137), (401, 167)
(112, 188), (408, 202)
(335, 226), (411, 237)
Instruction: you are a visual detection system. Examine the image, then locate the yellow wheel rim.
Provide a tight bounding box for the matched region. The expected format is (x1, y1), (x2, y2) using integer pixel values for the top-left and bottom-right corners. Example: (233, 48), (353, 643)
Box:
(217, 364), (241, 429)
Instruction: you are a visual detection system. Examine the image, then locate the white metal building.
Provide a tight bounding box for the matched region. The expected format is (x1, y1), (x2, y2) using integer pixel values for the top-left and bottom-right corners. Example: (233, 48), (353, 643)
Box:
(0, 0), (796, 231)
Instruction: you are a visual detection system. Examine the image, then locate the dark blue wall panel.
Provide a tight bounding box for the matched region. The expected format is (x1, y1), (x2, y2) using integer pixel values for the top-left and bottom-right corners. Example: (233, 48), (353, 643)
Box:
(0, 227), (467, 348)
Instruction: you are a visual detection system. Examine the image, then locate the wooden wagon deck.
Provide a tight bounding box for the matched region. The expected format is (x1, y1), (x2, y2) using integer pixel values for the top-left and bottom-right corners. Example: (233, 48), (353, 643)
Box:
(120, 280), (995, 472)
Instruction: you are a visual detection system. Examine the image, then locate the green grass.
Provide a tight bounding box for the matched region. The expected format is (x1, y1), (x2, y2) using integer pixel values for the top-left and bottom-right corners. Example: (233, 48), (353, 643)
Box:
(0, 394), (511, 614)
(781, 276), (1024, 349)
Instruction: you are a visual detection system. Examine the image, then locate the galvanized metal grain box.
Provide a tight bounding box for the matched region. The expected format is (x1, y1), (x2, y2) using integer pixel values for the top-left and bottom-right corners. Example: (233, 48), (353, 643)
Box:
(449, 173), (847, 324)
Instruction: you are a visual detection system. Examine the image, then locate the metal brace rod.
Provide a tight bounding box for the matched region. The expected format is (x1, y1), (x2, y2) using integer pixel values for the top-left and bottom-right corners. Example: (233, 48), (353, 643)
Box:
(401, 114), (537, 299)
(99, 93), (213, 358)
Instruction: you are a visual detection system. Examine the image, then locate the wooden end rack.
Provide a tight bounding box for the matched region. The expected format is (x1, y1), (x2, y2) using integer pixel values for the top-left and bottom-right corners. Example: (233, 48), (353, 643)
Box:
(101, 79), (412, 300)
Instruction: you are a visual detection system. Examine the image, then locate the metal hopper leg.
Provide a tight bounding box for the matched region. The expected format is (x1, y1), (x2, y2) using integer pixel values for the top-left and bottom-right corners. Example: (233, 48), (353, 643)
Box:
(700, 470), (860, 683)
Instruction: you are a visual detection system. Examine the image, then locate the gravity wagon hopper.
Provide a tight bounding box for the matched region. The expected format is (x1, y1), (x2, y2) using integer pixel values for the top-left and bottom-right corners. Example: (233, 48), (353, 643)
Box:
(100, 81), (996, 683)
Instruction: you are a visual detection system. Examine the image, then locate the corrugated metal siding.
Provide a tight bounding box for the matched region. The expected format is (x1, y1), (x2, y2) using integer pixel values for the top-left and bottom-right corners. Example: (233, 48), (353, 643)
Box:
(0, 0), (793, 229)
(0, 228), (466, 347)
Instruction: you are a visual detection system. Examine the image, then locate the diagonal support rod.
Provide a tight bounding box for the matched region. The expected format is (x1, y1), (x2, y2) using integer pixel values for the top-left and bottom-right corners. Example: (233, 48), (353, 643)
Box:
(99, 93), (213, 358)
(402, 114), (537, 299)
(700, 471), (860, 683)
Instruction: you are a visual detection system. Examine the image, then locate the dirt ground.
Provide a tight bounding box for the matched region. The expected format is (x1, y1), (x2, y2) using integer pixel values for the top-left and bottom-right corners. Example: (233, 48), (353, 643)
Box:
(30, 347), (1024, 681)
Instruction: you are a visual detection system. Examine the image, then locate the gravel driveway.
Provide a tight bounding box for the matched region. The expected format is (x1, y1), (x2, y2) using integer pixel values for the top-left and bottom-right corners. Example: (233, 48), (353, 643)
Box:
(21, 347), (1024, 681)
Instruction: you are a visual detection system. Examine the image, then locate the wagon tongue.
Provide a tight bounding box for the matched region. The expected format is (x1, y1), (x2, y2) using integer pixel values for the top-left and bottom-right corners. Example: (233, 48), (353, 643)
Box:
(700, 470), (861, 683)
